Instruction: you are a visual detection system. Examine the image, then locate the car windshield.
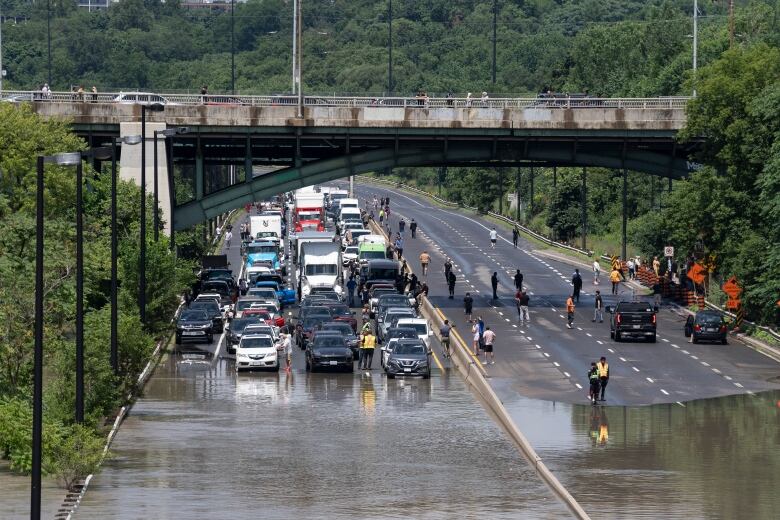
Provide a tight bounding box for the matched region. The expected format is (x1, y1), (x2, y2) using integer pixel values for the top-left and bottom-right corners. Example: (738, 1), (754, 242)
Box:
(181, 310), (209, 321)
(245, 327), (274, 336)
(344, 247), (359, 255)
(303, 317), (329, 329)
(244, 310), (271, 319)
(305, 308), (332, 316)
(190, 302), (218, 312)
(230, 318), (263, 332)
(380, 296), (408, 306)
(201, 283), (229, 294)
(372, 289), (396, 299)
(697, 314), (723, 326)
(400, 323), (427, 335)
(361, 251), (386, 260)
(368, 267), (398, 280)
(619, 303), (654, 312)
(246, 245), (277, 255)
(202, 270), (232, 281)
(240, 337), (274, 349)
(322, 324), (352, 335)
(305, 264), (338, 275)
(247, 290), (277, 299)
(328, 305), (350, 316)
(389, 329), (418, 339)
(298, 211), (321, 221)
(394, 343), (425, 355)
(237, 300), (264, 311)
(256, 232), (279, 240)
(314, 336), (347, 348)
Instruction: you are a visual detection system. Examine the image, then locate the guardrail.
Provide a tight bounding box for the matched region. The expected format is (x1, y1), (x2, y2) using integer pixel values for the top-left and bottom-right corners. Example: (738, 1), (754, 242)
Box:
(356, 175), (593, 257)
(0, 90), (691, 109)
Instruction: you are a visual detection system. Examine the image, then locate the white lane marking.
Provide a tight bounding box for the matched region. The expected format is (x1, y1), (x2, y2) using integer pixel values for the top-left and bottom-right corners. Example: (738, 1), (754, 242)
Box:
(661, 338), (669, 343)
(553, 362), (560, 367)
(672, 344), (680, 348)
(619, 357), (627, 362)
(676, 401), (686, 407)
(576, 327), (583, 331)
(681, 350), (690, 354)
(498, 311), (504, 316)
(690, 355), (699, 360)
(596, 340), (604, 345)
(723, 375), (732, 380)
(712, 368), (721, 374)
(734, 382), (744, 388)
(504, 318), (510, 322)
(632, 367), (640, 372)
(526, 336), (533, 341)
(660, 389), (669, 395)
(558, 314), (565, 319)
(512, 324), (517, 328)
(543, 352), (550, 358)
(701, 361), (710, 367)
(575, 383), (583, 389)
(586, 333), (592, 337)
(646, 377), (654, 383)
(563, 372), (571, 378)
(607, 348), (615, 353)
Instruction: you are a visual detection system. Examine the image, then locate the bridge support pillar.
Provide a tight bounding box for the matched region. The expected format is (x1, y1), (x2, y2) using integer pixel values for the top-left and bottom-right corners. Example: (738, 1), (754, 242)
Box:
(119, 122), (171, 237)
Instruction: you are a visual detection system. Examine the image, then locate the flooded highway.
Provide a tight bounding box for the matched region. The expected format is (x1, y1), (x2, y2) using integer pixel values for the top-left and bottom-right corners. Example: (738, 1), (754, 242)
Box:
(73, 349), (570, 519)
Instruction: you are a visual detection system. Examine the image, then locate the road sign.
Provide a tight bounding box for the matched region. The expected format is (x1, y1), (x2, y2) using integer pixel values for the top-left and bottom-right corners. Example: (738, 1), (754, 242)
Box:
(664, 246), (674, 257)
(722, 276), (742, 299)
(726, 298), (741, 310)
(687, 262), (705, 285)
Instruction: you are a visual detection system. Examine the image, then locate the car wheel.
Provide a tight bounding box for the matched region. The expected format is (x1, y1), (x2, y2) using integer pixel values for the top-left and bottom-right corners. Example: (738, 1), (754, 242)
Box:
(346, 365), (354, 373)
(609, 329), (614, 339)
(387, 373), (395, 379)
(422, 372), (431, 379)
(207, 334), (214, 343)
(721, 338), (728, 345)
(305, 359), (311, 371)
(614, 331), (621, 342)
(175, 334), (181, 345)
(274, 363), (280, 372)
(650, 334), (656, 343)
(692, 336), (698, 344)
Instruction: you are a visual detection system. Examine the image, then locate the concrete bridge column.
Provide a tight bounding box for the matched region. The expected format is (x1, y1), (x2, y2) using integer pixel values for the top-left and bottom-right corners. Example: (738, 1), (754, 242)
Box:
(119, 122), (172, 236)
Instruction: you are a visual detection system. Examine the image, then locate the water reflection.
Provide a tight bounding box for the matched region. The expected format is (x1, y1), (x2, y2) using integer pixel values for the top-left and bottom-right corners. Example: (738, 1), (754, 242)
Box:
(506, 391), (780, 519)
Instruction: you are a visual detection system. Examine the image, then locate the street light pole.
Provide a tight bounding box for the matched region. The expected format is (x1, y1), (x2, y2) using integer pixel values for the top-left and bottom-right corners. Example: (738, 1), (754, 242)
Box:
(75, 158), (84, 422)
(388, 0), (393, 95)
(231, 0), (235, 94)
(31, 155), (45, 520)
(292, 0), (297, 94)
(47, 0), (51, 86)
(693, 0), (698, 96)
(492, 0), (497, 85)
(295, 0), (303, 118)
(110, 139), (118, 374)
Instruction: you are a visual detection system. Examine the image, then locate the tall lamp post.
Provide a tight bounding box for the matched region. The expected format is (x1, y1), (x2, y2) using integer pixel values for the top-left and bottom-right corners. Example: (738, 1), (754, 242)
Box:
(231, 0), (235, 94)
(140, 103), (165, 325)
(110, 136), (141, 374)
(387, 0), (393, 95)
(153, 127), (189, 242)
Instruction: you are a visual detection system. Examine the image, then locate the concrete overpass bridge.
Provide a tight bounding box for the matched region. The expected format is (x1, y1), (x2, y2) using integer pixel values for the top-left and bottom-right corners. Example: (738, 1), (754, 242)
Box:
(10, 92), (697, 231)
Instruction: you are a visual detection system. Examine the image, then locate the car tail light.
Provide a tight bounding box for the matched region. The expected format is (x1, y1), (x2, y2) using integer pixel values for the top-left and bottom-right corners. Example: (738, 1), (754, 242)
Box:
(616, 314), (622, 324)
(694, 324), (702, 332)
(720, 325), (727, 333)
(651, 314), (656, 325)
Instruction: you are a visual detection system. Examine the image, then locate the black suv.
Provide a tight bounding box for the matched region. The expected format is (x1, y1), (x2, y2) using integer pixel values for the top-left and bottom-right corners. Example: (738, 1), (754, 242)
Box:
(685, 311), (728, 344)
(176, 310), (214, 345)
(305, 334), (354, 372)
(385, 339), (431, 379)
(607, 301), (656, 342)
(189, 300), (224, 332)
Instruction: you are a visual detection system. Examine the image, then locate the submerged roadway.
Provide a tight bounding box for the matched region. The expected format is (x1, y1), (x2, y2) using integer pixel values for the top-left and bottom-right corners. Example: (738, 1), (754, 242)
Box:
(352, 181), (780, 407)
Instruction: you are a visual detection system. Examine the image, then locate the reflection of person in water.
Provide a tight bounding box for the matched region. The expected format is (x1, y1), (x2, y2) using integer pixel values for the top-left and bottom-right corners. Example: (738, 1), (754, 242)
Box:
(360, 375), (376, 416)
(589, 407), (609, 446)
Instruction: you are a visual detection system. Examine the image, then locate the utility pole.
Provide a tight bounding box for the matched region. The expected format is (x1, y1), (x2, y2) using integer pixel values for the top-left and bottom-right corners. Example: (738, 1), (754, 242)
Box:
(47, 0), (52, 86)
(388, 0), (393, 95)
(231, 0), (235, 94)
(693, 0), (698, 96)
(295, 0), (303, 118)
(515, 168), (520, 222)
(729, 0), (735, 48)
(581, 167), (587, 251)
(292, 0), (297, 93)
(622, 169), (628, 261)
(0, 3), (4, 95)
(492, 0), (497, 85)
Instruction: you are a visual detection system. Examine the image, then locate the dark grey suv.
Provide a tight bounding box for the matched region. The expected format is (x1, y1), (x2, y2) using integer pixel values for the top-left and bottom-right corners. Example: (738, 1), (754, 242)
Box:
(685, 311), (728, 344)
(384, 339), (431, 379)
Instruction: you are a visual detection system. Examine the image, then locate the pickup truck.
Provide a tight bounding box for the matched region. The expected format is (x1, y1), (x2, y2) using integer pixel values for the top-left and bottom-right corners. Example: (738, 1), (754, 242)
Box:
(606, 301), (657, 342)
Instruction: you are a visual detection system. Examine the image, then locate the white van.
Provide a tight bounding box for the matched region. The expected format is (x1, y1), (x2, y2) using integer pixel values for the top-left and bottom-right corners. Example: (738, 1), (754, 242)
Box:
(338, 207), (363, 229)
(395, 318), (433, 348)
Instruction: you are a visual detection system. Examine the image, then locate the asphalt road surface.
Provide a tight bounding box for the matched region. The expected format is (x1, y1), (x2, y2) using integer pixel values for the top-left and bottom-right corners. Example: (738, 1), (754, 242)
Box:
(352, 181), (780, 406)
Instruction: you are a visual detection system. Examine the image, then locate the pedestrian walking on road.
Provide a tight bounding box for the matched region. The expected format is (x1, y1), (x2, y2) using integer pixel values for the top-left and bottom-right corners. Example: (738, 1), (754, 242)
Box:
(515, 289), (530, 325)
(652, 256), (660, 278)
(444, 258), (453, 283)
(652, 280), (662, 311)
(482, 327), (496, 365)
(627, 258), (636, 280)
(440, 320), (452, 358)
(610, 268), (621, 295)
(593, 259), (601, 285)
(359, 330), (377, 370)
(566, 294), (576, 329)
(588, 362), (600, 405)
(447, 270), (456, 299)
(491, 272), (499, 300)
(419, 251), (431, 276)
(379, 209), (385, 224)
(463, 292), (474, 321)
(225, 230), (233, 249)
(408, 274), (419, 295)
(489, 227), (498, 248)
(512, 227), (519, 248)
(394, 236), (404, 260)
(514, 269), (524, 292)
(399, 218), (406, 234)
(346, 276), (357, 307)
(572, 269), (583, 303)
(239, 278), (248, 296)
(409, 219), (417, 238)
(592, 290), (604, 322)
(471, 320), (481, 356)
(281, 333), (293, 372)
(597, 357), (609, 401)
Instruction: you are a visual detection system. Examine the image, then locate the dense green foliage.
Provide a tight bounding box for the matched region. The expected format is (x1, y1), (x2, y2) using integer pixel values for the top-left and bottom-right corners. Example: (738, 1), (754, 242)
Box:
(0, 104), (200, 486)
(2, 0), (777, 95)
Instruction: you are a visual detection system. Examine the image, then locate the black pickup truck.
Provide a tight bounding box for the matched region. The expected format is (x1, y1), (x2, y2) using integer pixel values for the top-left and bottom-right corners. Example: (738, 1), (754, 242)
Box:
(607, 301), (657, 342)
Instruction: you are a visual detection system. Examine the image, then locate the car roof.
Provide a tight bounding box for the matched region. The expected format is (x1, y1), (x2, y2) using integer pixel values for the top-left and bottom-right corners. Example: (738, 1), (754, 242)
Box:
(241, 333), (273, 339)
(385, 307), (414, 313)
(396, 318), (426, 323)
(367, 259), (398, 268)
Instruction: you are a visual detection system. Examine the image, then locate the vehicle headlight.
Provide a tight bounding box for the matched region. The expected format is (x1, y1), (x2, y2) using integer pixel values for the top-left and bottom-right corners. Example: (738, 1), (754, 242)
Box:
(237, 354), (249, 360)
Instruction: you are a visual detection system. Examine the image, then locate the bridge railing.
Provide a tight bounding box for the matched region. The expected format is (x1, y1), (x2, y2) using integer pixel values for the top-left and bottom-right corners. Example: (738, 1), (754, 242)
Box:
(0, 90), (691, 109)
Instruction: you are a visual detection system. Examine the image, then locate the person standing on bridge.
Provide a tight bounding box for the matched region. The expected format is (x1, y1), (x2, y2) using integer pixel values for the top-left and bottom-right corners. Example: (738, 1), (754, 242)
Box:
(359, 330), (377, 370)
(419, 250), (431, 276)
(346, 276), (357, 307)
(444, 258), (453, 283)
(281, 333), (293, 373)
(514, 269), (523, 292)
(512, 227), (519, 248)
(572, 269), (583, 303)
(481, 326), (495, 365)
(566, 294), (576, 329)
(597, 357), (609, 401)
(489, 227), (498, 248)
(447, 270), (456, 299)
(463, 292), (474, 321)
(379, 208), (385, 224)
(409, 218), (417, 238)
(399, 218), (406, 234)
(491, 272), (499, 300)
(225, 229), (233, 249)
(394, 235), (404, 260)
(592, 290), (604, 323)
(610, 267), (621, 295)
(200, 84), (208, 104)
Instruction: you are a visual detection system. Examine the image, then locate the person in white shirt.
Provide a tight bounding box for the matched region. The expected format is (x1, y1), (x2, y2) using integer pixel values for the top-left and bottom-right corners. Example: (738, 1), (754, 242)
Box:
(489, 227), (498, 248)
(481, 327), (496, 365)
(592, 259), (601, 284)
(281, 333), (292, 372)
